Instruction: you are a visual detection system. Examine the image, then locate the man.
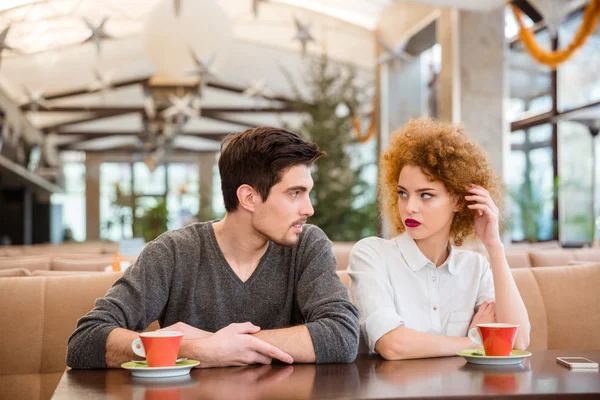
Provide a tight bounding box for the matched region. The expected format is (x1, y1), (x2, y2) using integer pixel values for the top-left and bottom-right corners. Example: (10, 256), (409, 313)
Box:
(67, 127), (359, 368)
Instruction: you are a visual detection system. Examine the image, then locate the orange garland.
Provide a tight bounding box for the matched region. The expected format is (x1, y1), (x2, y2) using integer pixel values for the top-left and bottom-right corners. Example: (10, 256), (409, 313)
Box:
(511, 0), (600, 69)
(353, 107), (376, 143)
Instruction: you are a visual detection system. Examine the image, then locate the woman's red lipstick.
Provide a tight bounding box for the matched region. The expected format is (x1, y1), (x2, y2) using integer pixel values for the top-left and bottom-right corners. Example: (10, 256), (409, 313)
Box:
(405, 218), (421, 228)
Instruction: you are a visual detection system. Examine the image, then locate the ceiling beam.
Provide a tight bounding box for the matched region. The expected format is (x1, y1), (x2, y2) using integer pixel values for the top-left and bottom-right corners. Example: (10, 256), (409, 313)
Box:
(509, 3), (588, 48)
(40, 110), (139, 133)
(206, 81), (299, 104)
(54, 131), (231, 141)
(20, 78), (303, 112)
(19, 76), (151, 109)
(202, 113), (258, 129)
(511, 0), (543, 23)
(80, 147), (217, 154)
(30, 105), (298, 114)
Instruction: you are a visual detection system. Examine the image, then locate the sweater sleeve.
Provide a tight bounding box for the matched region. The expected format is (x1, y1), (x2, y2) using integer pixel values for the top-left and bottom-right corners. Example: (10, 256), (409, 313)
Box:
(295, 226), (359, 363)
(66, 238), (175, 369)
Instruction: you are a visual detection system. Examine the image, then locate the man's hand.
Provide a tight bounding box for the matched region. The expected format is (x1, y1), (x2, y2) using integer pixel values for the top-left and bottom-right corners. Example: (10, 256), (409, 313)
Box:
(184, 322), (294, 368)
(468, 301), (496, 332)
(159, 322), (213, 340)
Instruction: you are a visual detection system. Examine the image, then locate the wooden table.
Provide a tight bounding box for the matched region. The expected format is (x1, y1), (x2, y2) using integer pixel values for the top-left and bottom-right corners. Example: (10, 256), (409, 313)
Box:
(52, 350), (600, 399)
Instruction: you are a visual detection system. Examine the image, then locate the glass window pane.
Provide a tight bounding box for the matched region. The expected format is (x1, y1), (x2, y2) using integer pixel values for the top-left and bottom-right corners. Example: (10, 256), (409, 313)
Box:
(511, 130), (526, 146)
(558, 12), (600, 111)
(509, 124), (554, 242)
(51, 160), (86, 241)
(134, 163), (166, 195)
(167, 194), (199, 230)
(559, 121), (594, 244)
(167, 163), (199, 196)
(213, 160), (225, 218)
(509, 150), (526, 241)
(509, 31), (552, 121)
(529, 124), (552, 143)
(529, 147), (554, 240)
(100, 163), (133, 241)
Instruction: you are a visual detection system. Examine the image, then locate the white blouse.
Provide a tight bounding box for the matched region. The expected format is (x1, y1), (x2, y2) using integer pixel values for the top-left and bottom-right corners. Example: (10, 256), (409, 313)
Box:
(348, 234), (495, 353)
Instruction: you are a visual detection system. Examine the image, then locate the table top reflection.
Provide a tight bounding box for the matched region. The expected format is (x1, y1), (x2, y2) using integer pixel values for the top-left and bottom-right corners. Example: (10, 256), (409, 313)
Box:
(52, 350), (600, 400)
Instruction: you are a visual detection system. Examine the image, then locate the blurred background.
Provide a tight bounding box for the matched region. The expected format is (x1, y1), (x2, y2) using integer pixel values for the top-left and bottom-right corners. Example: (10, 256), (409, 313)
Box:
(0, 0), (598, 248)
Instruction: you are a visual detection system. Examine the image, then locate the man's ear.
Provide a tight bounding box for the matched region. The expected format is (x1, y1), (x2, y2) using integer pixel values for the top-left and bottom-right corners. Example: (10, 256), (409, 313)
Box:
(237, 184), (259, 212)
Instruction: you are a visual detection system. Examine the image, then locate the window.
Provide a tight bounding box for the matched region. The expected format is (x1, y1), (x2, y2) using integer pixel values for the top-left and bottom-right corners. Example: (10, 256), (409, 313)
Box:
(51, 152), (85, 241)
(166, 163), (199, 229)
(509, 126), (554, 242)
(508, 31), (553, 121)
(98, 161), (207, 241)
(558, 121), (594, 244)
(558, 13), (600, 111)
(100, 163), (133, 242)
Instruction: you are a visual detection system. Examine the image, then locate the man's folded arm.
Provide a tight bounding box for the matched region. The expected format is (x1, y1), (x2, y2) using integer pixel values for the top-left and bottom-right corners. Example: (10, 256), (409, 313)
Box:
(66, 239), (174, 369)
(295, 227), (360, 363)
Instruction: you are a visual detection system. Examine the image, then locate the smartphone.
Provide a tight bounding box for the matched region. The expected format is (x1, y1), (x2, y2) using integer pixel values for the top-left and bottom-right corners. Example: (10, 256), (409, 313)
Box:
(556, 357), (599, 369)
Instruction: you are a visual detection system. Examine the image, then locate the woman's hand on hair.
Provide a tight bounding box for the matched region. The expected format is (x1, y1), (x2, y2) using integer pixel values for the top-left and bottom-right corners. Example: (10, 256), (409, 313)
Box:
(465, 184), (503, 250)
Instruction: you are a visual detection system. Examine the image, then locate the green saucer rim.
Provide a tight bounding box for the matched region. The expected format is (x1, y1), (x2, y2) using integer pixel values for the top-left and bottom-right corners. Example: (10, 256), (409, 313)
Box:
(457, 349), (532, 359)
(121, 359), (199, 369)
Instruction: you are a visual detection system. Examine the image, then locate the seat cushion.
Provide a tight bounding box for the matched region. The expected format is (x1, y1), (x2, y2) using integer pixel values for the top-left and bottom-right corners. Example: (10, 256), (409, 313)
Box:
(32, 270), (105, 276)
(573, 249), (600, 263)
(0, 277), (45, 375)
(528, 250), (574, 267)
(336, 270), (350, 289)
(0, 256), (50, 271)
(505, 251), (532, 268)
(511, 268), (548, 350)
(0, 268), (30, 277)
(0, 247), (25, 257)
(0, 374), (41, 400)
(532, 264), (600, 350)
(42, 273), (124, 374)
(332, 242), (354, 270)
(50, 257), (115, 272)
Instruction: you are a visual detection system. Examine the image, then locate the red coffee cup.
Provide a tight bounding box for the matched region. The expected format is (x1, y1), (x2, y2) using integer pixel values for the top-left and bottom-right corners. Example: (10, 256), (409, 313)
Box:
(132, 331), (184, 367)
(468, 323), (519, 356)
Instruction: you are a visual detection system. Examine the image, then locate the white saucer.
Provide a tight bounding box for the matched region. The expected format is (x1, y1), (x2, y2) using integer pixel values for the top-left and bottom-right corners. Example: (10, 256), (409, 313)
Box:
(121, 359), (200, 378)
(457, 349), (532, 365)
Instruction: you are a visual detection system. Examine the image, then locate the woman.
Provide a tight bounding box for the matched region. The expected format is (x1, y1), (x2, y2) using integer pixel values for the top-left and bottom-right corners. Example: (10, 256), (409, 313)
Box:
(348, 118), (530, 360)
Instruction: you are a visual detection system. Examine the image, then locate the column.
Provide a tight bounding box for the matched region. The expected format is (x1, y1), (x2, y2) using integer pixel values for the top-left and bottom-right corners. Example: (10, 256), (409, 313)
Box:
(198, 153), (215, 220)
(85, 152), (102, 241)
(438, 7), (508, 179)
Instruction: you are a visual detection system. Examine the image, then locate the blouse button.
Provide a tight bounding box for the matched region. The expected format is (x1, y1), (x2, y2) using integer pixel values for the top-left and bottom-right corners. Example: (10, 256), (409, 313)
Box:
(433, 306), (437, 311)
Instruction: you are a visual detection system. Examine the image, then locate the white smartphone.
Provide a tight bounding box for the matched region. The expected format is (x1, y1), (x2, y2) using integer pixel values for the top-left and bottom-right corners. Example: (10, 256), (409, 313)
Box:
(556, 357), (599, 369)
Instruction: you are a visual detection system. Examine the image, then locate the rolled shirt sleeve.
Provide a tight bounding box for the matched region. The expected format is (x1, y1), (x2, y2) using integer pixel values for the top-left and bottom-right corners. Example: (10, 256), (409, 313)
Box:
(474, 254), (495, 312)
(348, 238), (404, 353)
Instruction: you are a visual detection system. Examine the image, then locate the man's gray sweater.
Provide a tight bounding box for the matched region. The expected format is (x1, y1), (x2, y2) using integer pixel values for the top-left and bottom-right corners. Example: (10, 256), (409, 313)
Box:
(67, 222), (359, 368)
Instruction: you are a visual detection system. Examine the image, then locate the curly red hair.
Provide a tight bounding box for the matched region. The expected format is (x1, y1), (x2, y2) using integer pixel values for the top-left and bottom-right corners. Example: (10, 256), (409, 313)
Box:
(380, 118), (502, 246)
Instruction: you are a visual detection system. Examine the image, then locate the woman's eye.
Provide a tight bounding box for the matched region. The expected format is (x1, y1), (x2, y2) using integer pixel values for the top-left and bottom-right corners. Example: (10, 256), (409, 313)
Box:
(397, 191), (407, 198)
(421, 193), (433, 199)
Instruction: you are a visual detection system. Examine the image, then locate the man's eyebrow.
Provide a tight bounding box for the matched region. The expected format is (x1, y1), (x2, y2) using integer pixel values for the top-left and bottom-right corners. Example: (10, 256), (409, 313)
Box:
(286, 185), (310, 192)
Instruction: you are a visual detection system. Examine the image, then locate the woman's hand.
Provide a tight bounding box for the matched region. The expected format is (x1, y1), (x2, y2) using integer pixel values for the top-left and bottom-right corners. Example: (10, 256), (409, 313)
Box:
(468, 301), (496, 332)
(465, 184), (502, 250)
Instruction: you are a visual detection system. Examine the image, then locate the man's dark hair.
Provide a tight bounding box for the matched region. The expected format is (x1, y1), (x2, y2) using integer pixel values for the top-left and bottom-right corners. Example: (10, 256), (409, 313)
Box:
(219, 126), (325, 212)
